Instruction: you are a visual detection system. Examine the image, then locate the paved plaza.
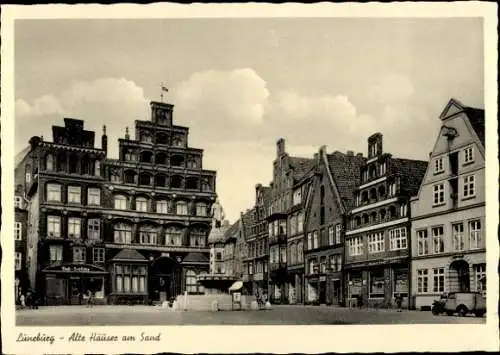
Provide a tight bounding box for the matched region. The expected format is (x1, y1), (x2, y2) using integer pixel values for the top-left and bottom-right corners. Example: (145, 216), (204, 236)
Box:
(16, 305), (486, 326)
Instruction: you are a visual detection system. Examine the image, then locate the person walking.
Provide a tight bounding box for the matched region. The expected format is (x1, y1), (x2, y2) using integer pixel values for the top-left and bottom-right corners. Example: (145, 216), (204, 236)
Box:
(86, 290), (94, 308)
(395, 293), (403, 312)
(19, 293), (26, 309)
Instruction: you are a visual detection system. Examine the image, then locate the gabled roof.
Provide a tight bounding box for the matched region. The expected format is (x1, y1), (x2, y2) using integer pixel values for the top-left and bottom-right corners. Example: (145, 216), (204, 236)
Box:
(463, 106), (485, 148)
(326, 152), (366, 211)
(182, 252), (209, 264)
(111, 249), (146, 261)
(224, 219), (241, 242)
(391, 158), (428, 198)
(289, 156), (315, 181)
(15, 146), (31, 168)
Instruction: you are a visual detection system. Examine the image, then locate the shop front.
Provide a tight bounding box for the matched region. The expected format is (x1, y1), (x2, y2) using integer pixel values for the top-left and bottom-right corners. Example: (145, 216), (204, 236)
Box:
(42, 264), (108, 306)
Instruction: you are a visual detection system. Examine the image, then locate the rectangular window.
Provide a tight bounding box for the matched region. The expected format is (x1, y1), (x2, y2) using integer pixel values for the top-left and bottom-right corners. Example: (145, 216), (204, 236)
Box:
(433, 184), (445, 206)
(47, 216), (61, 237)
(68, 186), (82, 204)
(400, 204), (407, 217)
(433, 268), (445, 293)
(87, 188), (101, 205)
(389, 227), (407, 250)
(348, 237), (363, 256)
(417, 269), (428, 293)
(464, 146), (474, 164)
(328, 226), (334, 245)
(47, 184), (62, 202)
(474, 264), (486, 292)
(469, 220), (482, 249)
(388, 183), (396, 197)
(432, 226), (445, 254)
(313, 231), (319, 249)
(93, 248), (105, 263)
(434, 157), (444, 174)
(73, 247), (86, 263)
(88, 219), (101, 241)
(417, 229), (429, 256)
(68, 218), (81, 239)
(49, 245), (63, 263)
(463, 174), (476, 198)
(15, 222), (22, 240)
(335, 224), (342, 244)
(369, 270), (385, 298)
(156, 200), (168, 214)
(196, 203), (207, 216)
(15, 196), (23, 209)
(15, 252), (22, 270)
(298, 212), (304, 233)
(452, 223), (465, 251)
(368, 232), (384, 253)
(136, 198), (148, 212)
(307, 233), (313, 250)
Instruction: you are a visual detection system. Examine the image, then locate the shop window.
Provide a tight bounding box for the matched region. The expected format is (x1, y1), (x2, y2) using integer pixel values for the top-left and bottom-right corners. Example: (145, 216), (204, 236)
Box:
(68, 186), (82, 204)
(47, 216), (61, 237)
(394, 270), (408, 297)
(139, 225), (157, 245)
(185, 270), (200, 294)
(115, 264), (147, 294)
(47, 183), (62, 202)
(369, 270), (385, 298)
(114, 223), (132, 244)
(15, 222), (22, 240)
(73, 247), (86, 263)
(87, 219), (101, 241)
(49, 245), (63, 263)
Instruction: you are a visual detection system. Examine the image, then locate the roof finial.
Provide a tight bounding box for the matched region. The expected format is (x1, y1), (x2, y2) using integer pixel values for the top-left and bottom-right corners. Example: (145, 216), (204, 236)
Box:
(103, 125), (107, 135)
(125, 127), (130, 140)
(161, 83), (168, 103)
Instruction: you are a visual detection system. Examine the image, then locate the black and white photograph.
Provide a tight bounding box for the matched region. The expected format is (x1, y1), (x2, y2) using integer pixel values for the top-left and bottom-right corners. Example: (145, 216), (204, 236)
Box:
(1, 2), (498, 354)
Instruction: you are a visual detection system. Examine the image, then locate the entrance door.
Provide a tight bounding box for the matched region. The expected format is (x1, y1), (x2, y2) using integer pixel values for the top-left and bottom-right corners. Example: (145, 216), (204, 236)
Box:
(157, 275), (171, 302)
(68, 278), (82, 305)
(450, 260), (470, 292)
(332, 280), (341, 305)
(150, 256), (182, 301)
(319, 281), (326, 304)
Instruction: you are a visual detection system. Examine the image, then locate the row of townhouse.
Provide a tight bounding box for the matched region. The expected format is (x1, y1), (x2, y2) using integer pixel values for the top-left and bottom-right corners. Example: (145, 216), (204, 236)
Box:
(237, 98), (485, 309)
(14, 100), (219, 305)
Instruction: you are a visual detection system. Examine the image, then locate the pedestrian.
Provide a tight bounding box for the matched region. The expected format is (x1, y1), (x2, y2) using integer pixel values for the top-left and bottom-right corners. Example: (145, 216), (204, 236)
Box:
(26, 290), (32, 309)
(19, 293), (26, 309)
(32, 291), (39, 309)
(86, 290), (94, 308)
(395, 293), (403, 312)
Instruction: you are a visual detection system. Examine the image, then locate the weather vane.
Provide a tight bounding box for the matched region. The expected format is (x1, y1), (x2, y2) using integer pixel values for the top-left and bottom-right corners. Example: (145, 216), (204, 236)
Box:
(160, 83), (168, 103)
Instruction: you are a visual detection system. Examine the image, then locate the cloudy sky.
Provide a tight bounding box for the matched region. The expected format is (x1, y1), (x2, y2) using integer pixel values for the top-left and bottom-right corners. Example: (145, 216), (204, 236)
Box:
(15, 18), (483, 222)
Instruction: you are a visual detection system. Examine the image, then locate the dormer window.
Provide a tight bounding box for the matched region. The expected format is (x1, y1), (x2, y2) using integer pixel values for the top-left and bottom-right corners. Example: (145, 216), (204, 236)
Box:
(434, 157), (444, 174)
(464, 146), (474, 165)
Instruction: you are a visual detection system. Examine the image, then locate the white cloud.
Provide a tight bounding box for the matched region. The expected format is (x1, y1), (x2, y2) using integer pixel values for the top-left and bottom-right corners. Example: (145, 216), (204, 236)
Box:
(367, 74), (415, 105)
(15, 95), (64, 117)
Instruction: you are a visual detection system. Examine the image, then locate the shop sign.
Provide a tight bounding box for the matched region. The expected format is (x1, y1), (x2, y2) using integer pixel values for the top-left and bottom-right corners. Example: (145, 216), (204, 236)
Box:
(44, 264), (105, 273)
(62, 266), (91, 272)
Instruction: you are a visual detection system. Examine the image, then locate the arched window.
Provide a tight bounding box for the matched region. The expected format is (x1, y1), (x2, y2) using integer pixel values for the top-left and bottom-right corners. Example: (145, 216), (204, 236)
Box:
(201, 179), (210, 192)
(135, 197), (148, 212)
(355, 216), (362, 227)
(57, 152), (66, 171)
(362, 214), (369, 224)
(140, 151), (153, 163)
(369, 165), (376, 179)
(139, 225), (157, 245)
(185, 177), (199, 190)
(114, 195), (127, 210)
(176, 200), (188, 215)
(361, 191), (369, 204)
(196, 202), (207, 216)
(389, 205), (397, 218)
(165, 226), (183, 246)
(114, 222), (132, 244)
(140, 132), (152, 143)
(81, 156), (91, 175)
(172, 135), (184, 148)
(46, 154), (54, 171)
(380, 209), (387, 221)
(156, 200), (168, 214)
(378, 185), (386, 198)
(370, 211), (377, 223)
(155, 174), (167, 188)
(155, 152), (168, 165)
(25, 164), (32, 185)
(124, 170), (136, 184)
(370, 188), (377, 201)
(170, 175), (183, 189)
(187, 157), (197, 169)
(95, 160), (101, 177)
(170, 155), (184, 167)
(139, 172), (152, 186)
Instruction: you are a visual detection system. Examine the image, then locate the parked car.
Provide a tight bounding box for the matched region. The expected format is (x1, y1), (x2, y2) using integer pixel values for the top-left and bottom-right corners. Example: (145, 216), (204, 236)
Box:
(432, 292), (486, 317)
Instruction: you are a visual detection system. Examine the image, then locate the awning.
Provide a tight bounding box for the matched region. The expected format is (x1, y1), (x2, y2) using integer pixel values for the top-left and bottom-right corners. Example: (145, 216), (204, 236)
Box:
(228, 281), (243, 292)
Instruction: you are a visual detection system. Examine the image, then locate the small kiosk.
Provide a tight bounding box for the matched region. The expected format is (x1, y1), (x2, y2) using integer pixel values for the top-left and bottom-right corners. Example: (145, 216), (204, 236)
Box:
(229, 281), (243, 311)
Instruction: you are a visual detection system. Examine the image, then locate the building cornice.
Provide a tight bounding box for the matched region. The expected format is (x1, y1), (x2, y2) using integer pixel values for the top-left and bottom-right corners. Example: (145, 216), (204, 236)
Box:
(349, 197), (399, 214)
(346, 217), (409, 236)
(411, 202), (485, 221)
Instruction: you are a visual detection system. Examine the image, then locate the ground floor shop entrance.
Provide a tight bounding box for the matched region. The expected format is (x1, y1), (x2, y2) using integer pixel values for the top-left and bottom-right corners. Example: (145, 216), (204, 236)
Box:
(42, 264), (107, 305)
(150, 256), (182, 302)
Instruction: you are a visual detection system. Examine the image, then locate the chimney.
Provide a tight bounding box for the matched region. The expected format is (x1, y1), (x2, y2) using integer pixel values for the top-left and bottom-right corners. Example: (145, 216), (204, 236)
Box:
(346, 150), (354, 156)
(277, 138), (285, 156)
(356, 153), (363, 157)
(101, 125), (108, 154)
